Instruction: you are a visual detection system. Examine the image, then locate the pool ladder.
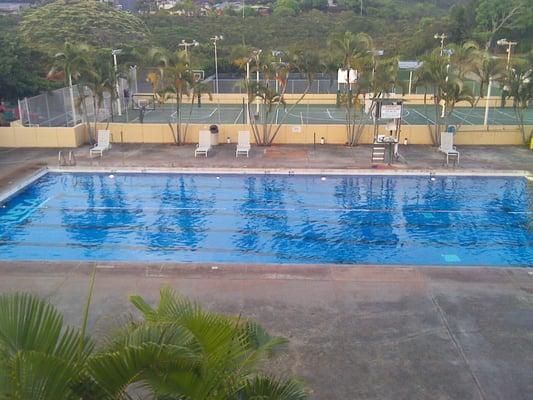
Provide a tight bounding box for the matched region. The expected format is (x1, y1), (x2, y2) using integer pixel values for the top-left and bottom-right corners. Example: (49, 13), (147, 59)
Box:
(371, 145), (386, 163)
(58, 150), (76, 166)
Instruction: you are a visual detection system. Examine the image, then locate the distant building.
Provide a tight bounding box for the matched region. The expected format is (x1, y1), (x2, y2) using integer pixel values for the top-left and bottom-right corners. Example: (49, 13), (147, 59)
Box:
(0, 2), (31, 14)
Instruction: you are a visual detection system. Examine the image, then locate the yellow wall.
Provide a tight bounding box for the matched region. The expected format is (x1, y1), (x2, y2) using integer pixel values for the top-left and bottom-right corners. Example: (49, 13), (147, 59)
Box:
(0, 119), (528, 148)
(0, 123), (86, 148)
(102, 122), (530, 146)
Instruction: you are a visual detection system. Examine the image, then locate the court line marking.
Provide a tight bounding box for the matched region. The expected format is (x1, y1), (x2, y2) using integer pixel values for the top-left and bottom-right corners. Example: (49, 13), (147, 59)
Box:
(450, 111), (474, 125)
(130, 107), (154, 123)
(234, 108), (243, 124)
(411, 108), (435, 125)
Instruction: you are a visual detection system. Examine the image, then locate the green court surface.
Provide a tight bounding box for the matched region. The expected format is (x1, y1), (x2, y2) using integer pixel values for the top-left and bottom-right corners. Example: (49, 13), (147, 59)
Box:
(114, 103), (533, 126)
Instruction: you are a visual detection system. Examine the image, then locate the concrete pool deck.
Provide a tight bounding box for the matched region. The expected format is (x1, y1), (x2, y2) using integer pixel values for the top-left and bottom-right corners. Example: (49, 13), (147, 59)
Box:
(0, 143), (532, 174)
(0, 261), (531, 400)
(0, 144), (532, 399)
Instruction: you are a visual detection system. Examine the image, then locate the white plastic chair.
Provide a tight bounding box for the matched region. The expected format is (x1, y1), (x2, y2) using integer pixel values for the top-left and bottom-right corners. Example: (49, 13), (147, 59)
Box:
(439, 131), (460, 165)
(195, 130), (211, 157)
(89, 130), (112, 158)
(236, 131), (251, 157)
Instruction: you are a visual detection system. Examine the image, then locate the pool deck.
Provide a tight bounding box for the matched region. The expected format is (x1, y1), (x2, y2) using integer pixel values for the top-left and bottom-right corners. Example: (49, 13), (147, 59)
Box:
(0, 143), (532, 175)
(0, 144), (532, 399)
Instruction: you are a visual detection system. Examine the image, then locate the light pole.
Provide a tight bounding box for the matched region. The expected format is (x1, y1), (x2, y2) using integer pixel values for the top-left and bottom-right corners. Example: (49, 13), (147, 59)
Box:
(272, 50), (284, 92)
(370, 49), (384, 80)
(496, 38), (518, 70)
(434, 33), (448, 56)
(252, 49), (262, 115)
(441, 48), (453, 118)
(112, 49), (123, 117)
(178, 39), (199, 62)
(210, 35), (223, 95)
(245, 59), (250, 124)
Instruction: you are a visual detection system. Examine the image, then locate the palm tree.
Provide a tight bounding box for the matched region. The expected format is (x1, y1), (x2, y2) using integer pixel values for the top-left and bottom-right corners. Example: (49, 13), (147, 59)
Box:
(414, 49), (450, 145)
(472, 51), (505, 99)
(503, 61), (533, 144)
(237, 49), (321, 146)
(328, 32), (377, 146)
(157, 50), (194, 145)
(48, 42), (91, 126)
(0, 292), (94, 399)
(0, 289), (308, 399)
(415, 48), (476, 145)
(328, 32), (373, 93)
(87, 287), (308, 399)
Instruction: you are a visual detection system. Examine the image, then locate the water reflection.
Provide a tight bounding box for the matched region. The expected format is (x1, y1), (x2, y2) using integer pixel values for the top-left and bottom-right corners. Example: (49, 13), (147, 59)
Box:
(145, 176), (213, 254)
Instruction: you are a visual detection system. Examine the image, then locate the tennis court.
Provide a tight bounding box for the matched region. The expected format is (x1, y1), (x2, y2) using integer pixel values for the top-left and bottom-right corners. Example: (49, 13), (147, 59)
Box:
(112, 103), (533, 126)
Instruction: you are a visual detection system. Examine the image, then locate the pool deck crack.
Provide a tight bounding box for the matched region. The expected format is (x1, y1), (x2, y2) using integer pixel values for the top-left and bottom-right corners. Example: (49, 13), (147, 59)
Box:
(430, 292), (487, 400)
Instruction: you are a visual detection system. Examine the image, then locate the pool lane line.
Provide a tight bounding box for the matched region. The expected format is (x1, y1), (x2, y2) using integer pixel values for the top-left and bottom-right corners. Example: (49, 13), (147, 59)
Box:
(19, 218), (531, 235)
(28, 202), (533, 215)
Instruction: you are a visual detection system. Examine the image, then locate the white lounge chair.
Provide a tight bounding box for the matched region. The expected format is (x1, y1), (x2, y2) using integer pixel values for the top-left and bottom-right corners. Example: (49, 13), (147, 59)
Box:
(90, 130), (112, 157)
(236, 131), (251, 157)
(439, 131), (460, 165)
(195, 130), (211, 157)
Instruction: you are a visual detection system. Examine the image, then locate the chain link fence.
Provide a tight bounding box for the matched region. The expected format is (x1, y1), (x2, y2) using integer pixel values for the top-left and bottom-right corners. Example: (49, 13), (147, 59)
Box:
(17, 67), (138, 127)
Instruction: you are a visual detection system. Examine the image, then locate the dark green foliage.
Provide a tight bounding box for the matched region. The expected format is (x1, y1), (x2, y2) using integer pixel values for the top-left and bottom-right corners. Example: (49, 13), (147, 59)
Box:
(19, 0), (150, 53)
(0, 33), (53, 101)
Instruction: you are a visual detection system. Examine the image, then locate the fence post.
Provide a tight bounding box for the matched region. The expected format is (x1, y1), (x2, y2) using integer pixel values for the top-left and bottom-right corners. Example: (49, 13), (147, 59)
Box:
(24, 98), (31, 126)
(44, 94), (52, 127)
(17, 99), (23, 125)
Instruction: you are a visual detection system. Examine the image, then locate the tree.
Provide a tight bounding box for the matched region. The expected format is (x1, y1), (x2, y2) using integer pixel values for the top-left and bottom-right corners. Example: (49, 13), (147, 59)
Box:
(414, 49), (452, 145)
(0, 289), (308, 399)
(415, 47), (476, 146)
(0, 34), (51, 102)
(237, 49), (321, 146)
(19, 0), (150, 54)
(475, 0), (530, 50)
(81, 51), (117, 142)
(0, 292), (93, 399)
(158, 50), (195, 145)
(471, 51), (505, 98)
(328, 31), (375, 146)
(503, 60), (533, 144)
(48, 42), (92, 127)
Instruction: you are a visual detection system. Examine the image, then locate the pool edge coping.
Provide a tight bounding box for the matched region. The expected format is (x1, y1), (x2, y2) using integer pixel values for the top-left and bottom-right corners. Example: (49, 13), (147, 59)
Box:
(0, 167), (48, 206)
(48, 166), (533, 178)
(0, 260), (531, 274)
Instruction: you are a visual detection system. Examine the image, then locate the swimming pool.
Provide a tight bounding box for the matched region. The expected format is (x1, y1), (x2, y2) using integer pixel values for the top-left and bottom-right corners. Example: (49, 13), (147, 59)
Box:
(0, 172), (531, 266)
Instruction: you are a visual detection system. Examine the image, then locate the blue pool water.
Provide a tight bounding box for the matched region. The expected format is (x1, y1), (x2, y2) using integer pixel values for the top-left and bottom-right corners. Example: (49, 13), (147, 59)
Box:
(0, 173), (531, 266)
